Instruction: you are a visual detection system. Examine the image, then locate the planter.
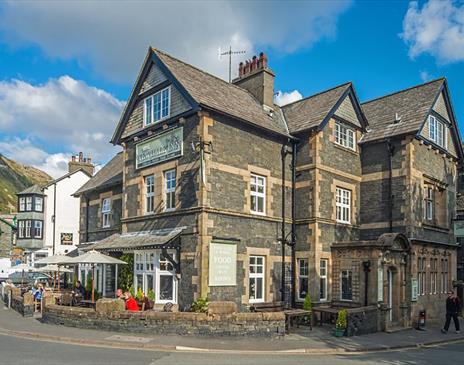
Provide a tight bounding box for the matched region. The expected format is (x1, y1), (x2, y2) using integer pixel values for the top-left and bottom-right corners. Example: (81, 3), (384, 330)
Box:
(333, 327), (345, 337)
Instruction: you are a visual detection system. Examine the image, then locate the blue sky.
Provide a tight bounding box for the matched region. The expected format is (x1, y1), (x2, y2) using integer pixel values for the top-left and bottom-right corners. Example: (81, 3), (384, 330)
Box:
(0, 0), (463, 177)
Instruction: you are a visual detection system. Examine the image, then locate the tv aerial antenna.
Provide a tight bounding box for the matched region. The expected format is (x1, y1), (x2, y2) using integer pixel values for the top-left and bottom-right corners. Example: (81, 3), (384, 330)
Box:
(218, 46), (246, 83)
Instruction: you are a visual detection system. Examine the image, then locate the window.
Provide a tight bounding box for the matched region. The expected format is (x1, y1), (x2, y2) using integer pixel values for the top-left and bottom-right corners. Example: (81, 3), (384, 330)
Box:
(26, 197), (32, 211)
(418, 257), (426, 295)
(250, 173), (266, 215)
(18, 221), (25, 238)
(102, 198), (111, 228)
(334, 122), (356, 150)
(428, 115), (446, 148)
(298, 259), (309, 300)
(19, 197), (25, 212)
(164, 170), (176, 211)
(143, 86), (170, 126)
(34, 221), (43, 239)
(25, 220), (32, 238)
(320, 259), (328, 301)
(341, 270), (353, 301)
(430, 258), (438, 294)
(157, 252), (175, 302)
(336, 187), (351, 224)
(35, 197), (43, 212)
(249, 256), (265, 303)
(441, 258), (449, 293)
(144, 175), (155, 214)
(424, 186), (434, 221)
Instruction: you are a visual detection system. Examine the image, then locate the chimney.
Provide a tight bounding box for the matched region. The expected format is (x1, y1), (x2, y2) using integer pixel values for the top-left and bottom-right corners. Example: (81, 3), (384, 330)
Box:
(233, 52), (275, 108)
(68, 152), (95, 176)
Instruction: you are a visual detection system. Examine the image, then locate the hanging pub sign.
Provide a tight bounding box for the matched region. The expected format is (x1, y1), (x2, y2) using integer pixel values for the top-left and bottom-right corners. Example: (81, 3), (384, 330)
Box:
(136, 127), (183, 169)
(61, 233), (73, 245)
(209, 242), (237, 286)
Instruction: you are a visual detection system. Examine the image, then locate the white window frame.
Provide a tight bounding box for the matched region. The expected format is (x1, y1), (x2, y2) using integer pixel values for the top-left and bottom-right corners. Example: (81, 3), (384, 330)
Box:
(164, 169), (176, 212)
(101, 198), (111, 228)
(143, 86), (171, 126)
(144, 175), (155, 214)
(336, 187), (351, 224)
(35, 197), (43, 212)
(156, 251), (177, 304)
(320, 259), (328, 301)
(18, 221), (25, 238)
(424, 186), (434, 221)
(34, 220), (43, 239)
(250, 173), (266, 215)
(26, 197), (32, 211)
(340, 270), (353, 301)
(25, 220), (32, 238)
(430, 258), (437, 294)
(249, 255), (265, 303)
(428, 115), (446, 148)
(334, 122), (356, 151)
(19, 197), (25, 212)
(297, 258), (309, 301)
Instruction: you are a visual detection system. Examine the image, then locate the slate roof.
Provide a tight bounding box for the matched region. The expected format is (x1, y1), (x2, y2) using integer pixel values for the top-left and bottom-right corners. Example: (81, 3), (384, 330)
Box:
(282, 82), (352, 134)
(152, 48), (290, 137)
(361, 78), (445, 143)
(17, 184), (43, 195)
(74, 152), (123, 196)
(86, 227), (185, 252)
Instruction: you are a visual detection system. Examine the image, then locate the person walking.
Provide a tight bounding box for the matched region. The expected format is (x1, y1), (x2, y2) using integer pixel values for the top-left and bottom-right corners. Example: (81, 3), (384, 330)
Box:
(441, 290), (461, 334)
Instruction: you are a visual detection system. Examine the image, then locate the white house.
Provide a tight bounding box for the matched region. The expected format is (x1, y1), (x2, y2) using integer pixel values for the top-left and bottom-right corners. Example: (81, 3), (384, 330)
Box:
(16, 153), (94, 264)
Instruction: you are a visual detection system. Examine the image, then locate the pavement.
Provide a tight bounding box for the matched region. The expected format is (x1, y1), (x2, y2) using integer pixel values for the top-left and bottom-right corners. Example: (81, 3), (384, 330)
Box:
(1, 300), (463, 354)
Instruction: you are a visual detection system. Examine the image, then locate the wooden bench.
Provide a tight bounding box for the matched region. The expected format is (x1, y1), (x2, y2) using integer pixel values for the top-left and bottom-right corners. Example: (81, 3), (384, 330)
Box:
(250, 302), (312, 331)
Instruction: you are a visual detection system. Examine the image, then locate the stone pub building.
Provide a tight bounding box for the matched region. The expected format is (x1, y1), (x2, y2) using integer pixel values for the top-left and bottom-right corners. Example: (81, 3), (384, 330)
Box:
(80, 47), (462, 329)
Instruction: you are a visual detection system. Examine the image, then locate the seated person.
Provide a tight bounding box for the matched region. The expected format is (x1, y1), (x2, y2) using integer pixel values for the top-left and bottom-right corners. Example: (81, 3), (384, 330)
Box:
(141, 294), (152, 311)
(33, 284), (44, 301)
(73, 280), (86, 299)
(124, 292), (139, 311)
(116, 288), (124, 300)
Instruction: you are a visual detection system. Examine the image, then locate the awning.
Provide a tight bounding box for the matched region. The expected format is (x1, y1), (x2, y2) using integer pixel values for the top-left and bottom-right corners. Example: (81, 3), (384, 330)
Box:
(85, 227), (186, 252)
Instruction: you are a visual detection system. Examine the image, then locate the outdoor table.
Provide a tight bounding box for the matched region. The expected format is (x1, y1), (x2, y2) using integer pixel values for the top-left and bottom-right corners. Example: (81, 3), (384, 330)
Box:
(312, 306), (340, 326)
(283, 309), (312, 331)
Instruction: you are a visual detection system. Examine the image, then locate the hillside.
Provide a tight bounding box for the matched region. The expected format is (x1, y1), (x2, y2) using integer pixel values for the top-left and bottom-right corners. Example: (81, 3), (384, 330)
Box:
(0, 154), (52, 213)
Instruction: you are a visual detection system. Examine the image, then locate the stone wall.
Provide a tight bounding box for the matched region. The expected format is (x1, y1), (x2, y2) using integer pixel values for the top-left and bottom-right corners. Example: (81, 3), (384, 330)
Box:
(346, 306), (379, 336)
(42, 305), (285, 337)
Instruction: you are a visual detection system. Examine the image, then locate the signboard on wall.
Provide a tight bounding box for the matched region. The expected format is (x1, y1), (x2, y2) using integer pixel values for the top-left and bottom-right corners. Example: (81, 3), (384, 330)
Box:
(411, 278), (418, 302)
(135, 127), (183, 169)
(61, 233), (73, 245)
(208, 242), (237, 286)
(454, 220), (464, 237)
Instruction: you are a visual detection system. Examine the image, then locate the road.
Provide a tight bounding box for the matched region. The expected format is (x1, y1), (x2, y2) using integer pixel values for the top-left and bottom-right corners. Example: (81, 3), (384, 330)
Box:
(0, 332), (463, 365)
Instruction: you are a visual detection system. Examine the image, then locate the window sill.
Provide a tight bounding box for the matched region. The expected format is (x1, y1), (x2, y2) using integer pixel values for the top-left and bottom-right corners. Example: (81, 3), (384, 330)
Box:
(422, 223), (450, 233)
(333, 142), (358, 155)
(250, 211), (266, 217)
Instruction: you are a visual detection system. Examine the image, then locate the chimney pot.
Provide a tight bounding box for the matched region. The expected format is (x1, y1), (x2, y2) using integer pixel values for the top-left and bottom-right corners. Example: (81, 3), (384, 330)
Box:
(239, 62), (244, 77)
(71, 156), (76, 162)
(79, 152), (83, 162)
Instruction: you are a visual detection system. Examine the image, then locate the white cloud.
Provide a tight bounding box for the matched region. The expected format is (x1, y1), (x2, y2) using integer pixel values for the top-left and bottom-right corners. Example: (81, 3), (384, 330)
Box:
(0, 0), (351, 82)
(274, 90), (303, 106)
(402, 0), (464, 64)
(419, 70), (432, 82)
(0, 76), (123, 177)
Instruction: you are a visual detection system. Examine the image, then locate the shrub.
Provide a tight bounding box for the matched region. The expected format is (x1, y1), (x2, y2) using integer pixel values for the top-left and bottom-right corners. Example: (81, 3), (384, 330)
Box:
(191, 298), (209, 313)
(336, 309), (348, 330)
(118, 254), (134, 292)
(303, 293), (312, 311)
(136, 287), (144, 301)
(147, 289), (155, 301)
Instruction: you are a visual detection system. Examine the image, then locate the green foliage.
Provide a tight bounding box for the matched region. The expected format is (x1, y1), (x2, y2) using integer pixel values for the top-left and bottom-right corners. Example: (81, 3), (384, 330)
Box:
(336, 309), (348, 330)
(118, 254), (134, 292)
(147, 289), (155, 301)
(303, 293), (312, 311)
(190, 298), (209, 313)
(129, 285), (135, 297)
(136, 287), (144, 301)
(85, 273), (93, 294)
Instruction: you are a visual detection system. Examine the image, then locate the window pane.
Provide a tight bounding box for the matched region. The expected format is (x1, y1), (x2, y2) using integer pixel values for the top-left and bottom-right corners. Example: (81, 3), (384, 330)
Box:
(159, 275), (173, 300)
(145, 97), (152, 125)
(137, 274), (143, 292)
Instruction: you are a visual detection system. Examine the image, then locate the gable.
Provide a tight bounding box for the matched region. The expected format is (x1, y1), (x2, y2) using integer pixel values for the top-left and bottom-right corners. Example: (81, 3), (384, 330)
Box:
(432, 91), (451, 122)
(334, 94), (362, 128)
(419, 112), (459, 157)
(120, 61), (192, 140)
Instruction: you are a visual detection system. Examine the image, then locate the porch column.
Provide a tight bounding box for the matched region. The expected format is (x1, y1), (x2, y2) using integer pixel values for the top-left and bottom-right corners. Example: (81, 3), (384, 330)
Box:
(115, 264), (118, 298)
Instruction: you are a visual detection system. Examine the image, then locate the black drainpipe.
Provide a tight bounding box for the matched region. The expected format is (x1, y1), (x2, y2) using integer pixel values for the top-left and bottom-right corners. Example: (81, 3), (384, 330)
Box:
(281, 145), (287, 303)
(387, 140), (395, 233)
(85, 194), (90, 243)
(291, 140), (297, 308)
(362, 260), (371, 306)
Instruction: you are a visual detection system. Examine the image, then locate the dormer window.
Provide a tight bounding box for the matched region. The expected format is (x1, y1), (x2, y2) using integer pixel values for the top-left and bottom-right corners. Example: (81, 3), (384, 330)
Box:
(334, 122), (356, 151)
(144, 86), (170, 126)
(428, 115), (446, 148)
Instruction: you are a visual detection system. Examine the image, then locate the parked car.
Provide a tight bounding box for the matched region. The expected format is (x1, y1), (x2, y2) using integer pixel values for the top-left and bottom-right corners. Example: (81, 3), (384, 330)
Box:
(8, 271), (52, 285)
